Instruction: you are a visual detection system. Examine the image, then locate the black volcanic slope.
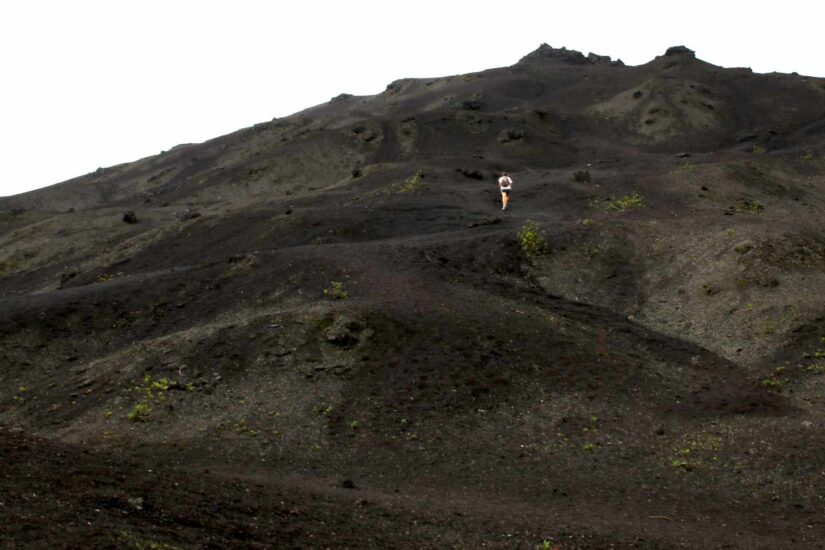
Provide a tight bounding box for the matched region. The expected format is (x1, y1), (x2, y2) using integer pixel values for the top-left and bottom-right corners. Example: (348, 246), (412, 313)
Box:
(2, 45), (825, 548)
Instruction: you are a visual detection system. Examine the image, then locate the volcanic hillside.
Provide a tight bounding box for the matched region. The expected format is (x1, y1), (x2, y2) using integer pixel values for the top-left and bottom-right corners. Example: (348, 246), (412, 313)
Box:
(2, 45), (825, 548)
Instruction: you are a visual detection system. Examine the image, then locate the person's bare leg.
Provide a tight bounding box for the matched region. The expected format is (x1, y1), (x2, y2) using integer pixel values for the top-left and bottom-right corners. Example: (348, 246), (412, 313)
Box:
(502, 192), (510, 209)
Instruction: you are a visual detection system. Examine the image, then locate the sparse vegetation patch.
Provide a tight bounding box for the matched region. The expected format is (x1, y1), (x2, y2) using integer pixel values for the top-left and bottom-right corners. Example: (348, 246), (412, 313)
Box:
(518, 221), (548, 258)
(588, 192), (644, 211)
(733, 198), (764, 214)
(387, 170), (427, 193)
(323, 281), (348, 300)
(760, 366), (788, 389)
(674, 160), (697, 173)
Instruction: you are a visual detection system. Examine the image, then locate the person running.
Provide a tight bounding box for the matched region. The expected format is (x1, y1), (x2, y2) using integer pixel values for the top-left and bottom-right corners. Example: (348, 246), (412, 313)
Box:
(498, 172), (513, 210)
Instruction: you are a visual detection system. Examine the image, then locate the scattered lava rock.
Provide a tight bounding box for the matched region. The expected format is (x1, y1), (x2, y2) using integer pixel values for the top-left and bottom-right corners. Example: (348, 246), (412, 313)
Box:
(573, 170), (592, 183)
(177, 209), (202, 221)
(497, 128), (525, 143)
(457, 168), (485, 180)
(122, 210), (138, 224)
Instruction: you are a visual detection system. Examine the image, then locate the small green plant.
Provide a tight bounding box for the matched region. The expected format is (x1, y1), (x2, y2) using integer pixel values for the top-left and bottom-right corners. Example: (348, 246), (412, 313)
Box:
(734, 198), (764, 214)
(127, 402), (151, 422)
(675, 160), (697, 173)
(760, 367), (788, 389)
(671, 457), (690, 469)
(350, 420), (360, 430)
(580, 241), (604, 257)
(125, 375), (184, 422)
(752, 145), (765, 154)
(582, 443), (594, 452)
(150, 378), (172, 392)
(138, 375), (180, 399)
(14, 386), (26, 405)
(96, 271), (125, 283)
(323, 281), (348, 300)
(399, 170), (426, 192)
(233, 418), (258, 437)
(581, 218), (593, 226)
(536, 541), (560, 550)
(801, 151), (814, 161)
(517, 220), (548, 258)
(671, 448), (694, 471)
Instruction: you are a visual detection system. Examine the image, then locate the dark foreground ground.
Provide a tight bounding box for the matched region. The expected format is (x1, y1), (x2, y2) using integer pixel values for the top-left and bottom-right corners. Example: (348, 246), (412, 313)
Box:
(3, 426), (823, 549)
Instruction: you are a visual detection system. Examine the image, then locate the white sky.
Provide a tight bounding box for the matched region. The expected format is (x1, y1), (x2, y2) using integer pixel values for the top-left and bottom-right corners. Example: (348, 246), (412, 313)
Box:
(1, 1), (822, 197)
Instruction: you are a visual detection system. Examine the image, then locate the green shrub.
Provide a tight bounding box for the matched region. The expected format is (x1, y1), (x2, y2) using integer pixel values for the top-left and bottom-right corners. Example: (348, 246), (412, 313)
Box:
(399, 170), (426, 192)
(127, 403), (151, 422)
(760, 367), (788, 389)
(323, 281), (348, 300)
(671, 448), (695, 471)
(518, 221), (548, 258)
(14, 386), (26, 405)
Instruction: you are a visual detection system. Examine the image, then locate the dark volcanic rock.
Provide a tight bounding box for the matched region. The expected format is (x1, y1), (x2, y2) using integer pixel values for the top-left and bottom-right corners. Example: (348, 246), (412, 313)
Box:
(587, 52), (624, 66)
(521, 45), (626, 67)
(176, 208), (201, 221)
(520, 44), (589, 64)
(456, 98), (485, 111)
(122, 210), (138, 224)
(665, 45), (696, 57)
(497, 128), (525, 143)
(457, 168), (485, 180)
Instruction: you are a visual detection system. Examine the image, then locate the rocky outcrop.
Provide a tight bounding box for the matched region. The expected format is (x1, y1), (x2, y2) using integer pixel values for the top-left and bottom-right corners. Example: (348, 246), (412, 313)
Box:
(519, 44), (589, 64)
(588, 52), (625, 66)
(665, 45), (696, 57)
(519, 44), (624, 66)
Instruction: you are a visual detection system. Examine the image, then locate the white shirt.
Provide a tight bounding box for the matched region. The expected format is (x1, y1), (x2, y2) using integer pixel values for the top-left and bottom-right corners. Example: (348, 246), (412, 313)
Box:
(498, 176), (512, 189)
